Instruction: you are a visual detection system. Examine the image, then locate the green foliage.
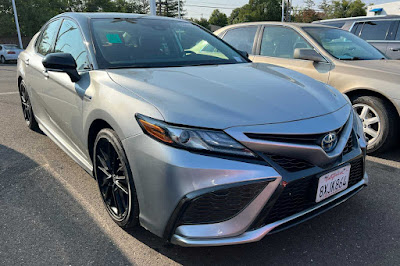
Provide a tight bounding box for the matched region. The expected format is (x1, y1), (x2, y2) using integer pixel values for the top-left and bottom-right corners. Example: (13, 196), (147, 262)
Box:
(189, 17), (210, 30)
(0, 0), (184, 37)
(228, 0), (282, 25)
(208, 9), (227, 27)
(319, 0), (366, 19)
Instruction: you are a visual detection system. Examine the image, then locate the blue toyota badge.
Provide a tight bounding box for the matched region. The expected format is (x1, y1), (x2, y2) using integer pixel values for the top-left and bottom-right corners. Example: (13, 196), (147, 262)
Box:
(321, 132), (338, 153)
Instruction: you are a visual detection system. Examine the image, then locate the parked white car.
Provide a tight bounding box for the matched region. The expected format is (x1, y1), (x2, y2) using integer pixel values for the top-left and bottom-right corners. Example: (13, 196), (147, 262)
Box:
(0, 44), (23, 63)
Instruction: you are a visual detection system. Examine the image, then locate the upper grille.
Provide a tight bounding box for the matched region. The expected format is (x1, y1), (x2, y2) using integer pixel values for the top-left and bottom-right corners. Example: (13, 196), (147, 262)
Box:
(265, 154), (314, 172)
(180, 180), (271, 225)
(245, 127), (344, 145)
(251, 158), (364, 229)
(263, 132), (355, 172)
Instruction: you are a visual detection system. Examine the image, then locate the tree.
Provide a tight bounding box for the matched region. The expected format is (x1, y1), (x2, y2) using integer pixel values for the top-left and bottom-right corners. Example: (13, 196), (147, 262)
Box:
(208, 9), (228, 27)
(293, 0), (323, 23)
(190, 17), (210, 30)
(157, 0), (184, 17)
(320, 0), (366, 19)
(228, 0), (282, 25)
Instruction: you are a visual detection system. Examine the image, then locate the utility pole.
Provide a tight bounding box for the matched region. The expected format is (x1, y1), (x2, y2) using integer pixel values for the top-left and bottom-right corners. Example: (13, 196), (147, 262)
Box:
(150, 0), (156, 15)
(11, 0), (23, 49)
(281, 0), (285, 22)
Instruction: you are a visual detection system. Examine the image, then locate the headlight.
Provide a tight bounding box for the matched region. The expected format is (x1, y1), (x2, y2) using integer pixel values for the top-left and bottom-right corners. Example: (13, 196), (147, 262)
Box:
(136, 114), (256, 158)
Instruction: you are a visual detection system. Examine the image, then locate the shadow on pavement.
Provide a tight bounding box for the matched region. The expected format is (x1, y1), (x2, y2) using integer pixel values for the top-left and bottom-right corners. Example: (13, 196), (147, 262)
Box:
(0, 144), (131, 265)
(373, 149), (400, 163)
(127, 155), (400, 265)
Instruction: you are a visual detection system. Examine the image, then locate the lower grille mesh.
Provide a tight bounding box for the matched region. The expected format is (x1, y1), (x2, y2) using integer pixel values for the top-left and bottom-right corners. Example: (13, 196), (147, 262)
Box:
(180, 180), (271, 224)
(255, 158), (364, 227)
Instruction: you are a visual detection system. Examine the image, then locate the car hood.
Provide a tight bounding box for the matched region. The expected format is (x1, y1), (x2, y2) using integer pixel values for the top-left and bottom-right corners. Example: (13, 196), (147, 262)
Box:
(343, 59), (400, 76)
(107, 63), (348, 129)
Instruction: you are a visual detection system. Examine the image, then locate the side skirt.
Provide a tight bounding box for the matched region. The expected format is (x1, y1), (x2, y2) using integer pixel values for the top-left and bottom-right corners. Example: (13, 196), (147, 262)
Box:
(36, 115), (94, 175)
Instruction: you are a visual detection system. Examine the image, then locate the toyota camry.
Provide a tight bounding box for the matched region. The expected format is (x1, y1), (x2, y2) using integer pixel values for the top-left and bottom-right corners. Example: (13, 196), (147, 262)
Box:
(17, 13), (368, 246)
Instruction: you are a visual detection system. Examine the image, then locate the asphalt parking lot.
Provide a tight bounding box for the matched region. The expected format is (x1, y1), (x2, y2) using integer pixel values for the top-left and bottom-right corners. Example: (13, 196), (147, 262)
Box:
(1, 64), (399, 265)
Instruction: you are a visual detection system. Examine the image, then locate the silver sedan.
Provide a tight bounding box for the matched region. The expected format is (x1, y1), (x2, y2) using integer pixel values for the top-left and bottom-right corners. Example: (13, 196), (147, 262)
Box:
(17, 13), (367, 246)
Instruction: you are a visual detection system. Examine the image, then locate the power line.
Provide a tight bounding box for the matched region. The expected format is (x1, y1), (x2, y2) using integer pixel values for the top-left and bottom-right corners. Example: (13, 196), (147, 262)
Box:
(185, 4), (237, 9)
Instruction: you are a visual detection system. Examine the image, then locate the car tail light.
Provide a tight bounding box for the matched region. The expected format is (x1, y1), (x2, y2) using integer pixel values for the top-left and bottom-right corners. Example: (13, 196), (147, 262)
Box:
(7, 51), (16, 54)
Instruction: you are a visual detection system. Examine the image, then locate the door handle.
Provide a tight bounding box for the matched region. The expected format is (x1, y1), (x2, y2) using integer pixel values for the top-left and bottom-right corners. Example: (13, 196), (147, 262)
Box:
(390, 48), (400, 52)
(42, 70), (49, 78)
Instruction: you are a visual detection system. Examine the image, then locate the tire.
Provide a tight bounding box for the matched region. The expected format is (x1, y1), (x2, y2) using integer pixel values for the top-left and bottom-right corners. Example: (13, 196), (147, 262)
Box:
(352, 95), (398, 154)
(93, 128), (139, 228)
(0, 56), (5, 64)
(19, 80), (39, 131)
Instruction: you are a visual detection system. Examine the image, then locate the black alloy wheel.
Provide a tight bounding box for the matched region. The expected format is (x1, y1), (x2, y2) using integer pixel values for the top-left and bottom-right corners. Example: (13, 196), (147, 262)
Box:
(94, 128), (139, 228)
(19, 81), (39, 130)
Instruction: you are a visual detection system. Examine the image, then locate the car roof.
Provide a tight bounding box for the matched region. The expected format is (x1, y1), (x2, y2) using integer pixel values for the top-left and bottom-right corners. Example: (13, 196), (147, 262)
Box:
(314, 15), (400, 23)
(55, 12), (184, 22)
(216, 22), (336, 33)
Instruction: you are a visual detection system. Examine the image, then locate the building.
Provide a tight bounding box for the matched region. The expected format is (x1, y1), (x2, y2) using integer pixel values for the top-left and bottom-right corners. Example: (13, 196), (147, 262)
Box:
(367, 1), (400, 16)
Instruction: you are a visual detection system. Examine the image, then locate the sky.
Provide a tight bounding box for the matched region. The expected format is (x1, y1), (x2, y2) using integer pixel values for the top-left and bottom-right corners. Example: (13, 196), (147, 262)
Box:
(184, 0), (398, 19)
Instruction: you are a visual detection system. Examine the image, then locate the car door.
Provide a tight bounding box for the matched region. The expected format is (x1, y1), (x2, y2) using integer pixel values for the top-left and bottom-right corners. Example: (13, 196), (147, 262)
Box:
(221, 26), (259, 56)
(386, 20), (400, 59)
(252, 26), (331, 83)
(24, 19), (62, 121)
(40, 18), (92, 155)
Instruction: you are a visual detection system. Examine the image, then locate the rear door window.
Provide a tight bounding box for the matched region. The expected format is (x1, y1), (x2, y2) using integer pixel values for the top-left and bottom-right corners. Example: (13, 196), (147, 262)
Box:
(37, 19), (62, 55)
(222, 26), (258, 55)
(359, 21), (392, 40)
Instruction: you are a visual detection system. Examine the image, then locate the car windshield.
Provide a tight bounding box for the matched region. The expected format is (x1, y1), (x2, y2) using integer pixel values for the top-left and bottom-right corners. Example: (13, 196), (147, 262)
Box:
(91, 18), (247, 69)
(303, 27), (385, 60)
(4, 45), (19, 49)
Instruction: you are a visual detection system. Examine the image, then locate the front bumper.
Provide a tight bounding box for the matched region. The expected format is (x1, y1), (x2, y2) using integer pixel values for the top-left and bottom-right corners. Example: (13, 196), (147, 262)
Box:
(4, 54), (19, 61)
(171, 174), (367, 247)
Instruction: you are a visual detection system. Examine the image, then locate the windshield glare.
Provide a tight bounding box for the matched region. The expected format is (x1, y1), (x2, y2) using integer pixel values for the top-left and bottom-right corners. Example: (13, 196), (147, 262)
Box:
(91, 18), (247, 69)
(303, 27), (385, 60)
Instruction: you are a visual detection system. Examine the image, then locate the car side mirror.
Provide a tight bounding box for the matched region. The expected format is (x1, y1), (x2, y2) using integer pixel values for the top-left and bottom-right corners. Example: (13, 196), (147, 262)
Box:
(42, 53), (81, 82)
(294, 48), (326, 63)
(238, 50), (249, 58)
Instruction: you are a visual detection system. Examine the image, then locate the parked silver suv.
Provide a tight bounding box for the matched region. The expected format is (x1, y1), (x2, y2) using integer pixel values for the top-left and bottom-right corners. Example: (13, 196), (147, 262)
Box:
(17, 13), (367, 246)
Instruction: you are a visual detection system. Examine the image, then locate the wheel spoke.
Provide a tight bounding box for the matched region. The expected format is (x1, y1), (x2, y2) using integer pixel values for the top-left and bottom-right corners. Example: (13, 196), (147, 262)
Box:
(112, 186), (123, 215)
(115, 180), (128, 194)
(365, 127), (378, 138)
(364, 117), (379, 126)
(98, 165), (111, 177)
(359, 106), (369, 120)
(97, 154), (108, 171)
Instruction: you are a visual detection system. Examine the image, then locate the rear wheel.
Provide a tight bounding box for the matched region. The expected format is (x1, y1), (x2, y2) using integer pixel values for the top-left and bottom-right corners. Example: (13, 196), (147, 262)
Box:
(0, 56), (5, 64)
(93, 128), (139, 228)
(19, 80), (39, 131)
(352, 95), (398, 154)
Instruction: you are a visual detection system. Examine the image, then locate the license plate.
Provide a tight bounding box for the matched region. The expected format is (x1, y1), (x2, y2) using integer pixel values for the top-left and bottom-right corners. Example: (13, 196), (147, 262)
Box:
(315, 165), (351, 203)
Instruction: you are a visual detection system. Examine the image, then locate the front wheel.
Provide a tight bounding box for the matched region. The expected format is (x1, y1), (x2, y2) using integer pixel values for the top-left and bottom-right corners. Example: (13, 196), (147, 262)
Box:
(93, 128), (139, 228)
(352, 95), (398, 153)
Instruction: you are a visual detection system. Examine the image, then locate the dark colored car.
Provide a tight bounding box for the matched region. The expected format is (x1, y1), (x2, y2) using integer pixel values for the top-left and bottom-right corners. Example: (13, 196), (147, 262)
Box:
(314, 15), (400, 59)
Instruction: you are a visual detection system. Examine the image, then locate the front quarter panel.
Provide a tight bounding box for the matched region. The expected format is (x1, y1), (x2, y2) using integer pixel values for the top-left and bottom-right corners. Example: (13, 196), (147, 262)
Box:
(329, 63), (400, 116)
(82, 70), (164, 158)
